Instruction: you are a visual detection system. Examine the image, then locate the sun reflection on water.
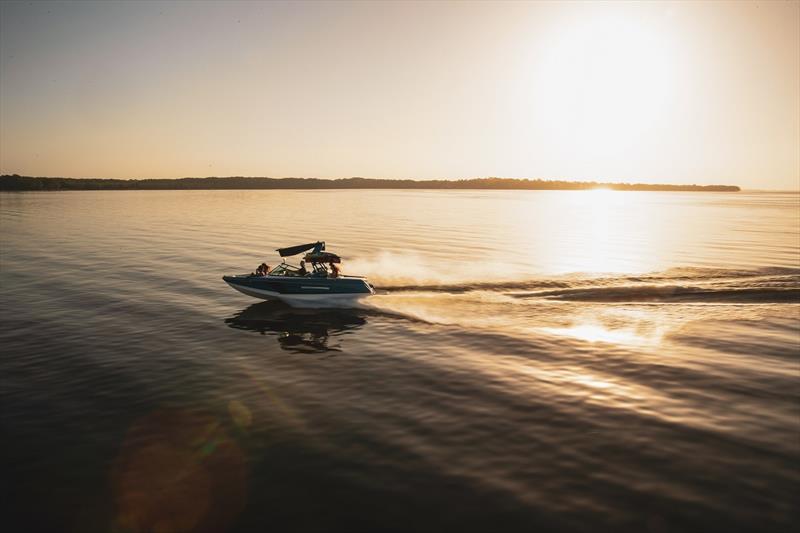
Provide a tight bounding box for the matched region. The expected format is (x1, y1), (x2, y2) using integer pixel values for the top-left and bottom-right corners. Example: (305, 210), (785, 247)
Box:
(540, 323), (661, 346)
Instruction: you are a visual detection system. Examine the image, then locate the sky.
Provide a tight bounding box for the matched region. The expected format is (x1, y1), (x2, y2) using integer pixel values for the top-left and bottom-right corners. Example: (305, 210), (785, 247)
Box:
(0, 0), (798, 189)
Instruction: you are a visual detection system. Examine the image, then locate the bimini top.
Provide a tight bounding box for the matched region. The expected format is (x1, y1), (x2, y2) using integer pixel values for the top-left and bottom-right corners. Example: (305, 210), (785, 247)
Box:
(276, 241), (325, 257)
(276, 241), (341, 264)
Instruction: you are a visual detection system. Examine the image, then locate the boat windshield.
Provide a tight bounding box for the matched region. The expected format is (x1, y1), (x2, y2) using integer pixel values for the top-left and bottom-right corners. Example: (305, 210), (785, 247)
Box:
(269, 264), (303, 277)
(267, 262), (333, 278)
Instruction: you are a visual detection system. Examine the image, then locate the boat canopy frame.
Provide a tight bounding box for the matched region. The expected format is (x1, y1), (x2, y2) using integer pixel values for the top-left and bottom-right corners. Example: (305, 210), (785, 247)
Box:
(276, 241), (325, 258)
(276, 241), (341, 264)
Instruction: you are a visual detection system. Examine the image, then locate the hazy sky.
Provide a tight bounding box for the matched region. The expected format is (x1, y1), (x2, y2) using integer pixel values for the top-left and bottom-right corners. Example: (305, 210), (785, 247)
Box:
(0, 0), (798, 189)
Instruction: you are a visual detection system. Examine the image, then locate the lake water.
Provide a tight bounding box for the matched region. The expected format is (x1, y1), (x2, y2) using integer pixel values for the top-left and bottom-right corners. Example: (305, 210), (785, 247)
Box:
(1, 190), (798, 532)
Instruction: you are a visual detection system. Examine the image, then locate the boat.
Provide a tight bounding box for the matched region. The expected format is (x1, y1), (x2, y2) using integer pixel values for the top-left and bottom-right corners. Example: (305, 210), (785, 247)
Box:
(222, 241), (375, 307)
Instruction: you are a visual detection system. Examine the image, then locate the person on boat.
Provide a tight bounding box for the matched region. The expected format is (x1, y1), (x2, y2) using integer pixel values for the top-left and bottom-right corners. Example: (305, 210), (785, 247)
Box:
(329, 262), (340, 278)
(298, 260), (307, 276)
(255, 263), (269, 276)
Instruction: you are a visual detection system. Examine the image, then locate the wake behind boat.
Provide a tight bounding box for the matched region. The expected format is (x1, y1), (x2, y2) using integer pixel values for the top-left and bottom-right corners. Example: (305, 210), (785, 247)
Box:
(223, 241), (375, 307)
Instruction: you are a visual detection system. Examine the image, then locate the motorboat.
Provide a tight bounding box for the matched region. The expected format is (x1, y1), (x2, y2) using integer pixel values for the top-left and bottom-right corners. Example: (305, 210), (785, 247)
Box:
(223, 241), (375, 307)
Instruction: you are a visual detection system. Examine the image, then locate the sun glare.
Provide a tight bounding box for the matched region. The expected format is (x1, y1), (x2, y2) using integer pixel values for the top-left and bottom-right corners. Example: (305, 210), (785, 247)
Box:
(542, 324), (659, 346)
(532, 10), (682, 168)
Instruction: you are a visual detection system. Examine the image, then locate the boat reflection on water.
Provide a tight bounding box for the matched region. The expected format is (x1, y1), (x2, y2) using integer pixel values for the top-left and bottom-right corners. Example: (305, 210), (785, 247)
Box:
(224, 301), (368, 354)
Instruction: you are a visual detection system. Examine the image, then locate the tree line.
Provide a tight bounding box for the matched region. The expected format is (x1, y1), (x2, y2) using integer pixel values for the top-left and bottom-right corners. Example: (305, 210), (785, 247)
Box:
(0, 174), (741, 192)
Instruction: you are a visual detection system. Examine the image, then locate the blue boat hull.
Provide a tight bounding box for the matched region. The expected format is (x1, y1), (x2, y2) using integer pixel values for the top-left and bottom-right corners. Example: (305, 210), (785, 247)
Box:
(223, 274), (374, 307)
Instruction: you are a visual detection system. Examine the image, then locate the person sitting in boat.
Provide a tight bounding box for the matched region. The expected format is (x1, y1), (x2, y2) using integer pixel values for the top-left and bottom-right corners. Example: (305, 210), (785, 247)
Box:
(255, 263), (269, 276)
(329, 262), (340, 278)
(298, 260), (307, 276)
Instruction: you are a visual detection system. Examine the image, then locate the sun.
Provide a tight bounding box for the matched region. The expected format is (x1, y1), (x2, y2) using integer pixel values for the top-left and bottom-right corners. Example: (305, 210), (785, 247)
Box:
(531, 9), (683, 167)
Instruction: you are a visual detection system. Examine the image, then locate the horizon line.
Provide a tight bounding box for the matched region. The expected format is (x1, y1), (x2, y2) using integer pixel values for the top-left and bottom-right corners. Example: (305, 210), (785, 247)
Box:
(2, 173), (748, 186)
(6, 172), (800, 191)
(0, 174), (762, 192)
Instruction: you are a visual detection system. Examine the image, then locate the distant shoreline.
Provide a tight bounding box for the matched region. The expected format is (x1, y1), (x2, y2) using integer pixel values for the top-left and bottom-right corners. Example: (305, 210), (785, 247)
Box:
(0, 175), (741, 192)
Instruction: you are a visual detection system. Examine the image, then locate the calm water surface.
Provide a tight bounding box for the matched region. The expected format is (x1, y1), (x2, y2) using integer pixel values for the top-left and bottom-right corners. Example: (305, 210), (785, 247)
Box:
(1, 190), (799, 532)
